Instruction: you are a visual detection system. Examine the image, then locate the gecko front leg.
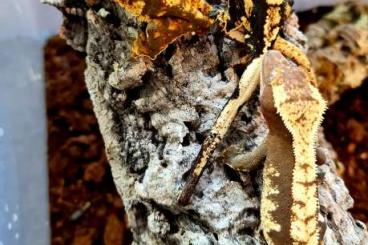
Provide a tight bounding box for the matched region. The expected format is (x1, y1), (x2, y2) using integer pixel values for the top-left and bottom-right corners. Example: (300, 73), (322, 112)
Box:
(260, 50), (326, 245)
(222, 139), (267, 172)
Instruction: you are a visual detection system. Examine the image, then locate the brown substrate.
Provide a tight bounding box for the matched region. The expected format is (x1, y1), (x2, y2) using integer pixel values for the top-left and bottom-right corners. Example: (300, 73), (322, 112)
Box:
(44, 36), (130, 245)
(324, 80), (368, 223)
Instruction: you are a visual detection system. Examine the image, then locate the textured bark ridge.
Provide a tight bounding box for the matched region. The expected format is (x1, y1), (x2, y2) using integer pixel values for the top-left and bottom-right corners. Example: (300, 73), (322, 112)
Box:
(306, 3), (368, 104)
(44, 1), (368, 244)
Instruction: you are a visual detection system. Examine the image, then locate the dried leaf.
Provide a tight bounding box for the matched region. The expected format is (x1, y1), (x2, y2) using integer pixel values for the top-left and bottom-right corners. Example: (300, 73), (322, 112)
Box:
(116, 0), (214, 58)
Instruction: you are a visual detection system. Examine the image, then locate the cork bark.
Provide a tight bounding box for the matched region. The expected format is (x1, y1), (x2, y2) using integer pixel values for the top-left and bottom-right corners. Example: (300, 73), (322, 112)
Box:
(43, 1), (368, 244)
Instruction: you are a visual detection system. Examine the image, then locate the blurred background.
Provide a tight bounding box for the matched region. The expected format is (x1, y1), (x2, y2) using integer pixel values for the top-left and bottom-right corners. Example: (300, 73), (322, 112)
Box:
(0, 0), (367, 245)
(0, 1), (60, 244)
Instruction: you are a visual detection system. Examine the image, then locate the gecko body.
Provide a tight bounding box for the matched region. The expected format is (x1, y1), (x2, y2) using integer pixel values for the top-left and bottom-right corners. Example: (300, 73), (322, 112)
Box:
(260, 51), (326, 245)
(260, 55), (295, 244)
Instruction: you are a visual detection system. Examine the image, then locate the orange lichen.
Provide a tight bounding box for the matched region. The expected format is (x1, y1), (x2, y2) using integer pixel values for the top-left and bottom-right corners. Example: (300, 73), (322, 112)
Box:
(115, 0), (214, 59)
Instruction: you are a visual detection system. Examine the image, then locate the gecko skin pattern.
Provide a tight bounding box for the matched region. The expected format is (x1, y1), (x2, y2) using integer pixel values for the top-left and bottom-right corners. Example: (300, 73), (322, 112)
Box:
(260, 51), (326, 245)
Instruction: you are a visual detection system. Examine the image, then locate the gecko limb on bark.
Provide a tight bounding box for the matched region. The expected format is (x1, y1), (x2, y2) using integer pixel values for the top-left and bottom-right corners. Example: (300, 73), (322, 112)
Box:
(221, 139), (267, 172)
